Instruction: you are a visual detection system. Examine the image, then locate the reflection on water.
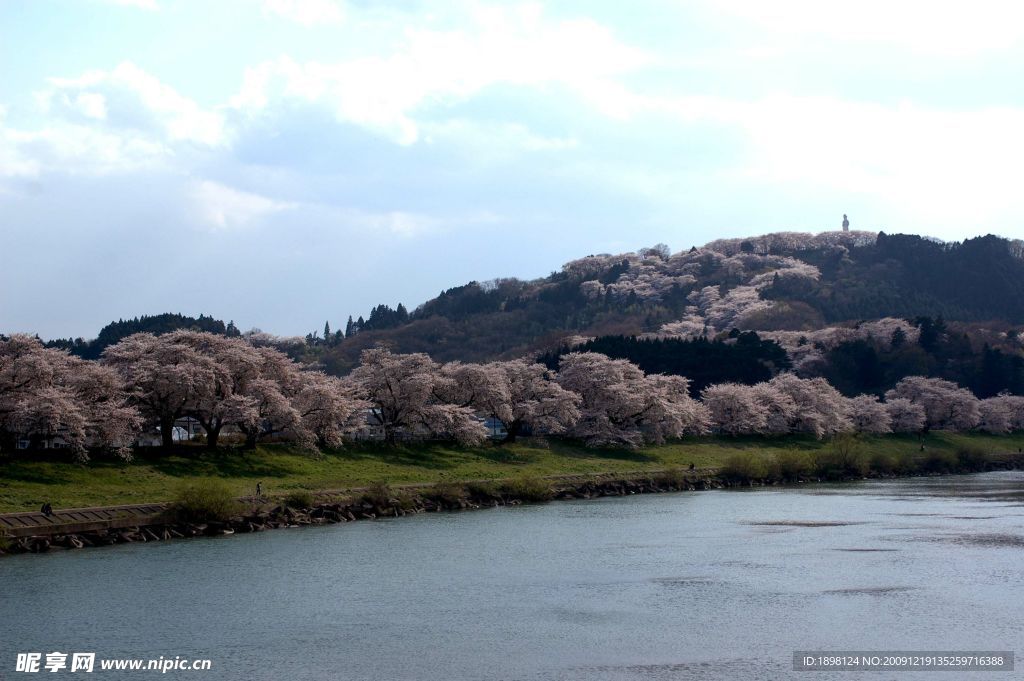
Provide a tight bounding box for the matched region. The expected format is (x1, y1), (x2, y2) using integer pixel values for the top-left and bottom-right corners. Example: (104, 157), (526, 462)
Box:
(2, 472), (1023, 680)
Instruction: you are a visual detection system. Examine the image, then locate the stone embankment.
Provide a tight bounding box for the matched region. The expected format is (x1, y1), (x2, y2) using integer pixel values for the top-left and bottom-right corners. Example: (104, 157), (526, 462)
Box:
(3, 455), (1023, 557)
(0, 473), (723, 556)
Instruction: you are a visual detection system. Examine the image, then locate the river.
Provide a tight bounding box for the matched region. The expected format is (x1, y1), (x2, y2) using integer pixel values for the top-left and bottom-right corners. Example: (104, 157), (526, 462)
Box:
(2, 472), (1023, 680)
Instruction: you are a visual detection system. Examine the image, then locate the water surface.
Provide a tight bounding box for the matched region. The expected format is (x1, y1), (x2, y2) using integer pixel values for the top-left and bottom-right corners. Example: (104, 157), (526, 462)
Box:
(3, 472), (1023, 680)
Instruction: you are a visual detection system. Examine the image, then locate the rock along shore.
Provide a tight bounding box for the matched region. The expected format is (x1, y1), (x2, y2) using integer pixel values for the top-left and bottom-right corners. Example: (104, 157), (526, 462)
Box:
(3, 456), (1023, 557)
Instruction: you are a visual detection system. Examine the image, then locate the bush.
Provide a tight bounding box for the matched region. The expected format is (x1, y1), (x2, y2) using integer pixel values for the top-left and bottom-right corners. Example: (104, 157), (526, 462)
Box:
(956, 446), (989, 471)
(721, 451), (768, 482)
(0, 532), (11, 553)
(427, 481), (466, 505)
(172, 480), (241, 523)
(465, 480), (501, 501)
(920, 449), (958, 473)
(814, 435), (869, 479)
(772, 450), (813, 480)
(868, 451), (900, 475)
(283, 489), (315, 509)
(654, 467), (688, 488)
(361, 481), (392, 508)
(501, 476), (554, 502)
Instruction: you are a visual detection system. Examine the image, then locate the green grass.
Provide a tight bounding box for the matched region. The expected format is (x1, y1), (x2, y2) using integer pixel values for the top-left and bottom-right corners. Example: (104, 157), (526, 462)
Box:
(1, 432), (1023, 512)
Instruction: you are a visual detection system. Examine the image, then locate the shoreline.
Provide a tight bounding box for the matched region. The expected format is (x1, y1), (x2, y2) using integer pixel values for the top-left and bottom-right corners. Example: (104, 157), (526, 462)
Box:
(3, 454), (1022, 557)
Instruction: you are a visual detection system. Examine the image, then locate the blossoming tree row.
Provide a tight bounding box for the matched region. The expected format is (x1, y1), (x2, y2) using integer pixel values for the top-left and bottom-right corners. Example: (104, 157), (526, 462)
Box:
(1, 332), (1021, 461)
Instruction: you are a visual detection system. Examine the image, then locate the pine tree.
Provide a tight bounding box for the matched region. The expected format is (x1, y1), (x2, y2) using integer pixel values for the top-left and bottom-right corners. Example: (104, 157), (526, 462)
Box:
(345, 316), (355, 337)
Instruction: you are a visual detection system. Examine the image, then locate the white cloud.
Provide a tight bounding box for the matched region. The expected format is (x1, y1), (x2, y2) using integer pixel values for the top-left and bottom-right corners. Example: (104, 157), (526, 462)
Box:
(191, 180), (294, 229)
(100, 0), (159, 9)
(262, 0), (344, 27)
(0, 122), (168, 178)
(595, 91), (1024, 226)
(230, 4), (648, 144)
(423, 119), (578, 161)
(714, 0), (1024, 55)
(366, 211), (439, 238)
(73, 92), (108, 120)
(42, 62), (225, 146)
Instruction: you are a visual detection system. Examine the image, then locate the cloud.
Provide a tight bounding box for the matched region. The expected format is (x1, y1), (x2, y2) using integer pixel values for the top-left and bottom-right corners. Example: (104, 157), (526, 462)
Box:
(191, 180), (295, 229)
(0, 122), (168, 178)
(230, 4), (648, 144)
(587, 91), (1024, 225)
(422, 119), (579, 162)
(42, 62), (225, 146)
(99, 0), (159, 9)
(262, 0), (344, 26)
(0, 62), (228, 179)
(714, 0), (1024, 55)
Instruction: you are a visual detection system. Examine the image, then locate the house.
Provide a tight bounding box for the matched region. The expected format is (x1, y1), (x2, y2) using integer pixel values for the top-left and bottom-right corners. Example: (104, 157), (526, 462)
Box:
(135, 417), (204, 447)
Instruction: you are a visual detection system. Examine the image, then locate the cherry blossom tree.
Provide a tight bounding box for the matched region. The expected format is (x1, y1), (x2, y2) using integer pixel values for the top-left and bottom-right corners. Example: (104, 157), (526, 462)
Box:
(977, 397), (1013, 434)
(885, 398), (927, 433)
(292, 373), (365, 449)
(557, 352), (707, 447)
(441, 360), (581, 442)
(885, 377), (981, 431)
(848, 394), (892, 434)
(751, 382), (798, 435)
(174, 332), (266, 448)
(994, 394), (1024, 431)
(1, 335), (139, 460)
(701, 383), (768, 435)
(350, 347), (486, 445)
(768, 373), (852, 438)
(103, 332), (225, 449)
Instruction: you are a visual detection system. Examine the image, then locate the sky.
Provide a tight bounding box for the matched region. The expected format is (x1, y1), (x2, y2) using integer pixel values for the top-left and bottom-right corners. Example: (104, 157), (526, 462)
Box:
(3, 0), (1024, 339)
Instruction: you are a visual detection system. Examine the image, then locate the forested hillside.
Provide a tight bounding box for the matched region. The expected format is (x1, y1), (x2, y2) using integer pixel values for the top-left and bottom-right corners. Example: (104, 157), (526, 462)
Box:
(32, 231), (1024, 392)
(321, 231), (1024, 373)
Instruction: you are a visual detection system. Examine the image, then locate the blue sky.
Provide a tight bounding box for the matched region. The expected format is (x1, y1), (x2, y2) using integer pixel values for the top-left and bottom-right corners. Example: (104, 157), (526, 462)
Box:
(3, 0), (1024, 339)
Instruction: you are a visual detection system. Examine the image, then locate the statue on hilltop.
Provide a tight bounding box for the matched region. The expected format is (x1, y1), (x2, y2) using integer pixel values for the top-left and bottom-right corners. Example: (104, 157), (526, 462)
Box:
(842, 214), (850, 232)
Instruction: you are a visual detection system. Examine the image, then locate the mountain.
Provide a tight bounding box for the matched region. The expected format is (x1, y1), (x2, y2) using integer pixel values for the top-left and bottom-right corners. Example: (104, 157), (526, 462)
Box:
(322, 231), (1024, 374)
(35, 231), (1024, 399)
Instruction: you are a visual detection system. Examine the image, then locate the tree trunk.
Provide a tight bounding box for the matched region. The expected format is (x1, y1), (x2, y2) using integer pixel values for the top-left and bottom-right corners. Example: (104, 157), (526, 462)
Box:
(160, 416), (175, 450)
(205, 423), (222, 449)
(244, 430), (258, 450)
(0, 428), (16, 454)
(502, 420), (522, 443)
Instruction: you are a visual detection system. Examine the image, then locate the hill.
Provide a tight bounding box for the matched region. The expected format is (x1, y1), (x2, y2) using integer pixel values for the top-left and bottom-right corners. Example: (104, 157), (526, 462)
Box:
(322, 231), (1024, 373)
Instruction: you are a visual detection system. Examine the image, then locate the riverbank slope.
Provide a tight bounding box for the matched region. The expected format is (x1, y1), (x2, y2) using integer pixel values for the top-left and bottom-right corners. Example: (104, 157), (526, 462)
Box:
(3, 432), (1024, 512)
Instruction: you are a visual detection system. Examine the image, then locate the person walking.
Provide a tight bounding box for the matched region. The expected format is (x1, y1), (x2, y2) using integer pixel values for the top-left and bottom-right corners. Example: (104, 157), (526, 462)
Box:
(255, 482), (263, 499)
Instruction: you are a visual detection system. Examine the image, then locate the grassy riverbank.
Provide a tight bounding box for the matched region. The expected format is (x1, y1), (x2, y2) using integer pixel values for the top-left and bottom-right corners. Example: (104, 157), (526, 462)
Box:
(2, 432), (1024, 512)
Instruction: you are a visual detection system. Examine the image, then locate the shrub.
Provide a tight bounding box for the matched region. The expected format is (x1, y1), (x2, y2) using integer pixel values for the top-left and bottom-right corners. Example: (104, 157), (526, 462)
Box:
(427, 481), (466, 505)
(814, 435), (869, 479)
(654, 467), (688, 488)
(283, 489), (315, 509)
(465, 480), (502, 501)
(172, 480), (241, 523)
(868, 451), (900, 475)
(921, 449), (958, 474)
(956, 446), (988, 471)
(361, 481), (392, 508)
(501, 476), (554, 502)
(721, 451), (768, 482)
(0, 532), (11, 553)
(773, 450), (813, 480)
